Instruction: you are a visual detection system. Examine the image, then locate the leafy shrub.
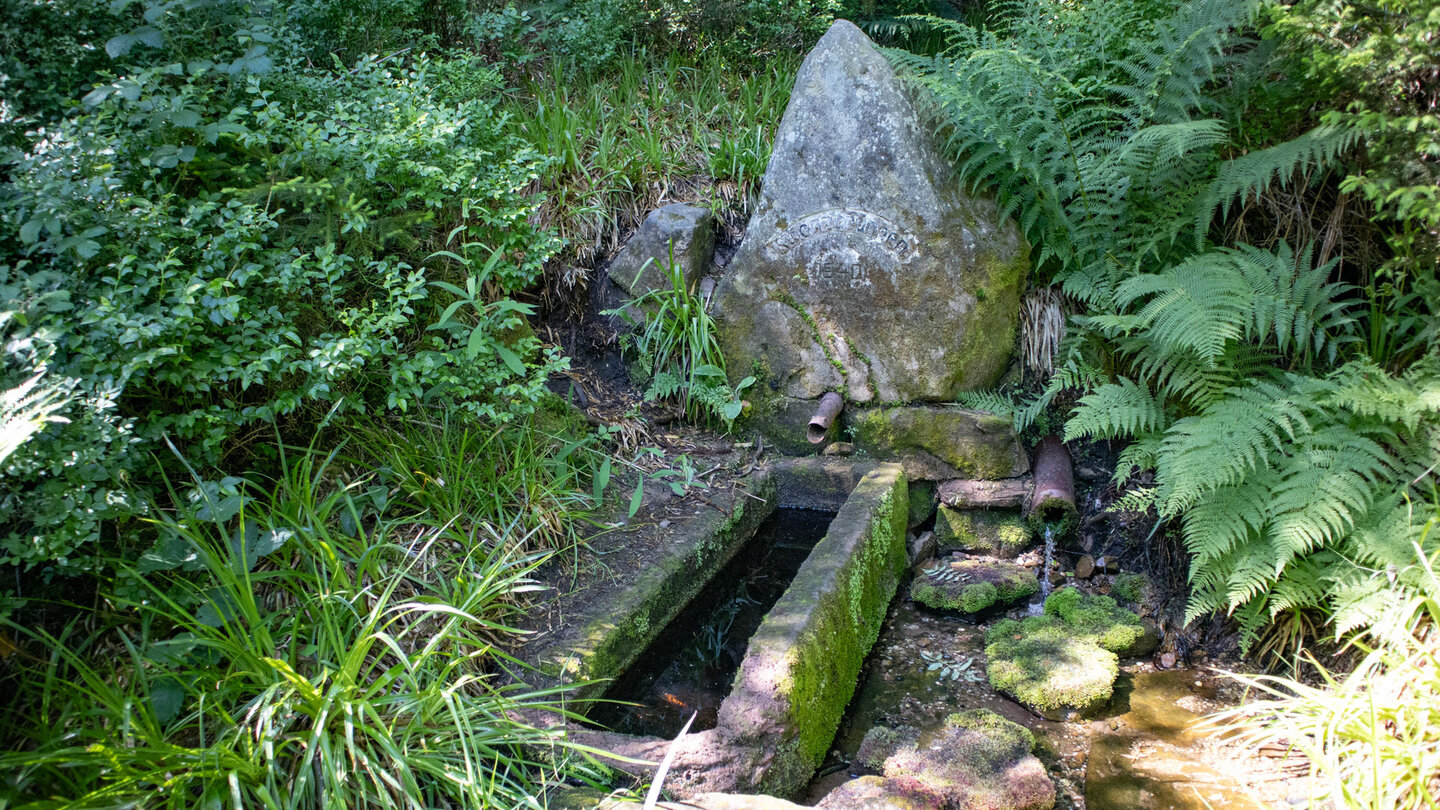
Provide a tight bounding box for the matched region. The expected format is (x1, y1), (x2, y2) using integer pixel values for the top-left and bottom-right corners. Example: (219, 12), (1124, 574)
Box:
(1, 9), (563, 575)
(896, 0), (1440, 647)
(537, 0), (839, 71)
(0, 446), (602, 806)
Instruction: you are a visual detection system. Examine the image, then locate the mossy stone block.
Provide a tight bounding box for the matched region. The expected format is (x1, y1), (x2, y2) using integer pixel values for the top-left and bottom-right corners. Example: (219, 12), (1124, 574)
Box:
(933, 506), (1031, 557)
(850, 406), (1029, 480)
(720, 463), (910, 798)
(910, 558), (1038, 614)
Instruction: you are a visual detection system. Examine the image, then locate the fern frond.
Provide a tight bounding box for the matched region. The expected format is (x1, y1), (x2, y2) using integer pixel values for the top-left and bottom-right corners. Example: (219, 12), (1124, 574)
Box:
(1154, 379), (1309, 516)
(1196, 123), (1362, 241)
(1064, 378), (1166, 441)
(955, 390), (1018, 422)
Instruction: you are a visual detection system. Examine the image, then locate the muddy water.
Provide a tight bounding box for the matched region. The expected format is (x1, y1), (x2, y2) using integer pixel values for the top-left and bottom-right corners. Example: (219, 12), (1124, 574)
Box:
(1086, 671), (1270, 809)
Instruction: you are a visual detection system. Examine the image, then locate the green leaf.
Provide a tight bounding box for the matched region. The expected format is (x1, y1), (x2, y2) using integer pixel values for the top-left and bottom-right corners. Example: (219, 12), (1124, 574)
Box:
(496, 345), (526, 376)
(150, 677), (185, 725)
(593, 457), (611, 502)
(629, 477), (645, 517)
(466, 327), (487, 360)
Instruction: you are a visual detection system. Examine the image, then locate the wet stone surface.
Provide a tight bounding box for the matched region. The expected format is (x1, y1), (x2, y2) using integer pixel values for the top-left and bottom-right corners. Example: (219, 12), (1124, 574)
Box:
(808, 584), (1302, 808)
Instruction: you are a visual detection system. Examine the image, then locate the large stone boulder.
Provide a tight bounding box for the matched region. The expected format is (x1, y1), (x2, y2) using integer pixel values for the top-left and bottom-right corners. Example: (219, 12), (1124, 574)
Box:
(820, 711), (1055, 810)
(608, 203), (715, 297)
(714, 20), (1027, 404)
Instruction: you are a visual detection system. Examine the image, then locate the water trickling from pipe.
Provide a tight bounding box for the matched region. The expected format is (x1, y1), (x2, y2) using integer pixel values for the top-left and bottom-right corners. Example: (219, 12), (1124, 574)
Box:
(1027, 524), (1057, 616)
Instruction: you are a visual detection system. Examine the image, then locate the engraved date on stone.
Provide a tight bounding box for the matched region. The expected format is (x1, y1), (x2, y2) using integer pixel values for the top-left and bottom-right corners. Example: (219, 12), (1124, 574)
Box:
(764, 208), (919, 261)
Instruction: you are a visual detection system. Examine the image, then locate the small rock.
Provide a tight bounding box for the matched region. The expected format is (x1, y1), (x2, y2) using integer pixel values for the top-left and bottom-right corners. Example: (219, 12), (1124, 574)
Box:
(1097, 583), (1111, 595)
(659, 520), (671, 528)
(1075, 555), (1096, 579)
(822, 441), (854, 456)
(1158, 651), (1178, 669)
(606, 203), (714, 297)
(1049, 570), (1067, 587)
(1077, 465), (1106, 481)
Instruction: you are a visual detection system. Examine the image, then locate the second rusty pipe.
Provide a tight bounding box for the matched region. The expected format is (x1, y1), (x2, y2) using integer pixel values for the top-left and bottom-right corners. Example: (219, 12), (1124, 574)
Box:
(1030, 435), (1076, 521)
(807, 392), (844, 445)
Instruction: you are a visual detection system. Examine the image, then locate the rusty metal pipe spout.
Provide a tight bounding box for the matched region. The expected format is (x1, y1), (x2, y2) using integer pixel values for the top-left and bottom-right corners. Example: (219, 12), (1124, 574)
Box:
(1029, 435), (1077, 521)
(807, 392), (844, 445)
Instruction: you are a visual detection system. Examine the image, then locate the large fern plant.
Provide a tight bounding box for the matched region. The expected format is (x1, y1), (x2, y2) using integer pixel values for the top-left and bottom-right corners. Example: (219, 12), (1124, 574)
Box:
(898, 0), (1440, 646)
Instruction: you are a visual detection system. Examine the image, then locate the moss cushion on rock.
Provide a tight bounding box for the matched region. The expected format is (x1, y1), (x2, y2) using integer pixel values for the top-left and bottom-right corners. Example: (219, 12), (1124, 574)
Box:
(910, 556), (1038, 614)
(1043, 587), (1158, 657)
(933, 506), (1031, 557)
(984, 618), (1118, 720)
(984, 587), (1157, 719)
(822, 711), (1054, 810)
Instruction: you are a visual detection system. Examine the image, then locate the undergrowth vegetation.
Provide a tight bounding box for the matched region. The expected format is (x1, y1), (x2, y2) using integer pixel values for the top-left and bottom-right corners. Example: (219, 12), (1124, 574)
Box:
(1, 444), (606, 807)
(3, 0), (1438, 805)
(903, 0), (1440, 648)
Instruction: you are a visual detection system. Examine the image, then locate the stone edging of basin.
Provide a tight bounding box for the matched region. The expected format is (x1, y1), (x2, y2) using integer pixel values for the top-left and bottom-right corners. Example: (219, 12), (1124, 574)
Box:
(571, 462), (909, 800)
(536, 469), (779, 703)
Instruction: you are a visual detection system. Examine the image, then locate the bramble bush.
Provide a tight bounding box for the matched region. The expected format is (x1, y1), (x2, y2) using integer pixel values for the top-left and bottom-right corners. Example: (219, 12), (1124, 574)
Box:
(0, 2), (566, 578)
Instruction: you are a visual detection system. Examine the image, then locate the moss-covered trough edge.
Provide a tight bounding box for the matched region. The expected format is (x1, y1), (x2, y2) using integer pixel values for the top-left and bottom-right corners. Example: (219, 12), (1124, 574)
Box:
(538, 470), (779, 702)
(717, 462), (909, 796)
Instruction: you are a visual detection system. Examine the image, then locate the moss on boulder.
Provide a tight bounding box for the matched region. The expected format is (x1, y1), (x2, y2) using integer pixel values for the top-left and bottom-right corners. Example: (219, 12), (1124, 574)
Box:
(934, 506), (1031, 557)
(1043, 587), (1158, 657)
(853, 725), (921, 776)
(850, 406), (1030, 480)
(985, 617), (1118, 720)
(1110, 571), (1149, 604)
(983, 587), (1158, 719)
(823, 711), (1054, 810)
(910, 557), (1038, 614)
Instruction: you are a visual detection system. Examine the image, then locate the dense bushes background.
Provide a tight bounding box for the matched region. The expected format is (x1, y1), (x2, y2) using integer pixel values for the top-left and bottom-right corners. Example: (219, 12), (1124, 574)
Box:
(1, 0), (567, 581)
(2, 0), (1438, 805)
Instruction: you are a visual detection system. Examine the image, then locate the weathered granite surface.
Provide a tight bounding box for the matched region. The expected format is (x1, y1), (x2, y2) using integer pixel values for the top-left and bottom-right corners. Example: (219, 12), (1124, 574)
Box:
(714, 20), (1027, 404)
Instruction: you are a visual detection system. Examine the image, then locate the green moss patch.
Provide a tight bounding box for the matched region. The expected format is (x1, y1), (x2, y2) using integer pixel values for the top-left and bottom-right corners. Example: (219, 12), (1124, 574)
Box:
(910, 557), (1038, 614)
(832, 711), (1054, 810)
(934, 507), (1031, 557)
(984, 620), (1117, 720)
(1110, 571), (1148, 604)
(1043, 587), (1157, 656)
(983, 587), (1157, 719)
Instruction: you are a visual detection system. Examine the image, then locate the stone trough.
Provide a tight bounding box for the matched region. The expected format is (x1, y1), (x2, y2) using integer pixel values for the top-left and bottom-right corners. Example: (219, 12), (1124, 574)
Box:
(535, 459), (909, 799)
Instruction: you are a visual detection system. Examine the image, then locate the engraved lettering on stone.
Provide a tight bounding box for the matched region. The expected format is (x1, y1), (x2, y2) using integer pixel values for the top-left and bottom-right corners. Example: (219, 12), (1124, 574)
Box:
(763, 208), (920, 261)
